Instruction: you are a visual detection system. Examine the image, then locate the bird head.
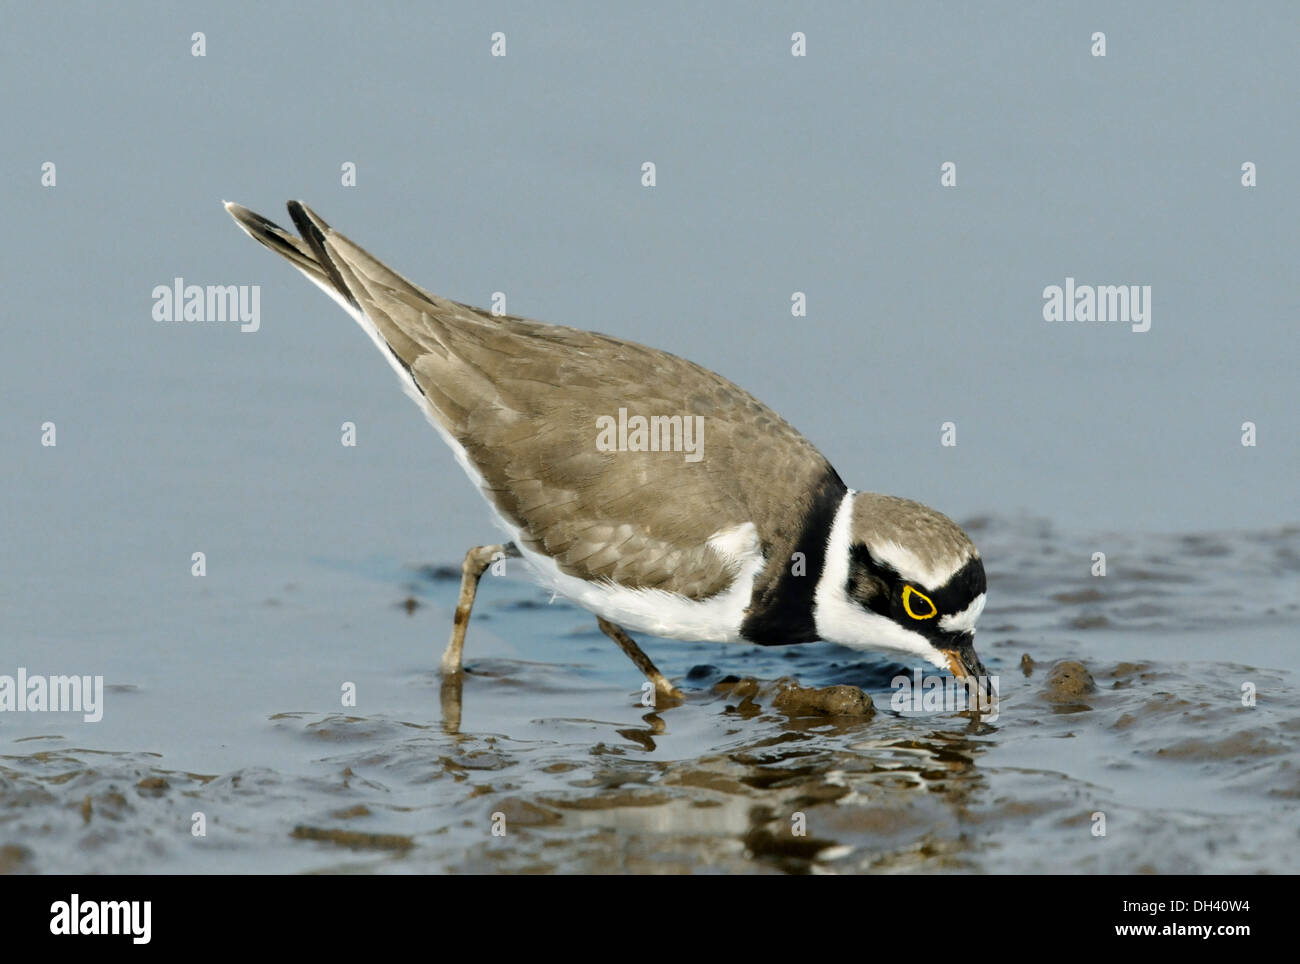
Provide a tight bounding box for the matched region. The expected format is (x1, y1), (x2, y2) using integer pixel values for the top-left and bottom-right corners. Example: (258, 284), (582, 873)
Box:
(814, 491), (988, 682)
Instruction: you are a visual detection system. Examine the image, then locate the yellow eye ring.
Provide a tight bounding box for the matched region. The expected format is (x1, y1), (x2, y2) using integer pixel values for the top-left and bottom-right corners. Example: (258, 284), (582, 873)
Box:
(902, 586), (937, 620)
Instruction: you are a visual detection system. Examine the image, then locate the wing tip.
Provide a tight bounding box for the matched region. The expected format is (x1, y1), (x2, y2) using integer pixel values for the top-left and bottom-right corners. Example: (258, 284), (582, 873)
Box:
(286, 200), (329, 237)
(224, 199), (257, 225)
(284, 201), (359, 310)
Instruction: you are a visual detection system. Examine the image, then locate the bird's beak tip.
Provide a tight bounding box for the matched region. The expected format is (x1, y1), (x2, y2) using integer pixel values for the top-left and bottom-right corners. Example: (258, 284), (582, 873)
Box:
(944, 635), (991, 691)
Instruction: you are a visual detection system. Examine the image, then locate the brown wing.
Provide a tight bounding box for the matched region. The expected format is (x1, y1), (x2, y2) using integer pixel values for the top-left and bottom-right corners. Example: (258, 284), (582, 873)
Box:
(230, 201), (839, 600)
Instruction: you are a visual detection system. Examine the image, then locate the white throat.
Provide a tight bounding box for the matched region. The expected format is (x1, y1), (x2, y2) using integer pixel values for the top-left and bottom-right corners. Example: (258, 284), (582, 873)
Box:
(812, 490), (948, 668)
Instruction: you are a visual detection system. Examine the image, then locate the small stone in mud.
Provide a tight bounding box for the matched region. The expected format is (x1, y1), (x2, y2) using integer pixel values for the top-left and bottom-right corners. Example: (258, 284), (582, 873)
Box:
(493, 797), (563, 827)
(743, 825), (839, 862)
(1043, 660), (1096, 700)
(331, 804), (371, 819)
(1106, 661), (1155, 687)
(1020, 653), (1036, 676)
(713, 677), (759, 700)
(772, 679), (873, 718)
(291, 825), (414, 850)
(98, 790), (130, 817)
(0, 845), (32, 873)
(713, 677), (761, 715)
(137, 776), (169, 795)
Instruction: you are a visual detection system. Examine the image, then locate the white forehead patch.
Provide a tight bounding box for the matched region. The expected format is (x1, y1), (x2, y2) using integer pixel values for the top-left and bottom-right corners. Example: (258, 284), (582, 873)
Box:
(869, 539), (967, 590)
(938, 592), (986, 634)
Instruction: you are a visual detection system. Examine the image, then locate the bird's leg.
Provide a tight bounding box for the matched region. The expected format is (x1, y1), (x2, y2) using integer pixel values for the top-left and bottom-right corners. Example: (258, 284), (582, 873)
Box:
(440, 543), (518, 675)
(439, 673), (463, 735)
(596, 617), (683, 703)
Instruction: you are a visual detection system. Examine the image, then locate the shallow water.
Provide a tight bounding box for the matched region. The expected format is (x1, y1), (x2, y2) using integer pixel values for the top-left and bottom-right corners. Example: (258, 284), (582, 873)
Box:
(2, 518), (1297, 874)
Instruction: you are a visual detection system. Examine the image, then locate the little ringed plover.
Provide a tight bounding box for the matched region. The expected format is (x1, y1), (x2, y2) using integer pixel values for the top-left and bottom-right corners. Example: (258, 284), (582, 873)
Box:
(225, 201), (989, 701)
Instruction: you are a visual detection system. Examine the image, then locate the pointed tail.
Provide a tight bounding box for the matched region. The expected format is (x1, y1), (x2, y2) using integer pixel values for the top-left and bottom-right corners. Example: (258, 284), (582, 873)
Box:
(223, 201), (330, 290)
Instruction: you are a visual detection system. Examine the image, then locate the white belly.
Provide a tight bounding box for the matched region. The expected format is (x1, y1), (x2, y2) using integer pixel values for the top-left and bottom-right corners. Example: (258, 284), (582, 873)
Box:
(509, 524), (764, 644)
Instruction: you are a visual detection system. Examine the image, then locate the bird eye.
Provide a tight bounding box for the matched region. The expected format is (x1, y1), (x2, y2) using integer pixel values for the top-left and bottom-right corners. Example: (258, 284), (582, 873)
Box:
(902, 585), (937, 620)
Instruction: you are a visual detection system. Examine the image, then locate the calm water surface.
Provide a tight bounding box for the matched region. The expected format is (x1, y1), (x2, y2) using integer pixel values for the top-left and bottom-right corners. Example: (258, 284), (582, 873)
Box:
(3, 517), (1297, 874)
